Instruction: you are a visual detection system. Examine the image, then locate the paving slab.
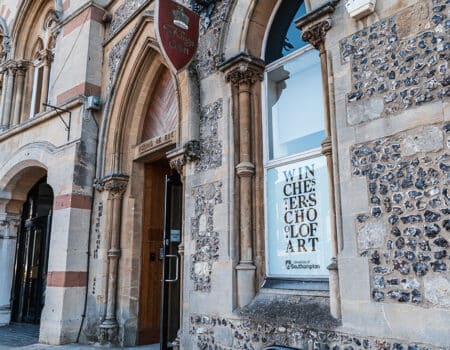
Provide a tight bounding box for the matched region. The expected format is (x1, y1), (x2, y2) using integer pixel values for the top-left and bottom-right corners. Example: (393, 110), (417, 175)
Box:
(0, 324), (159, 349)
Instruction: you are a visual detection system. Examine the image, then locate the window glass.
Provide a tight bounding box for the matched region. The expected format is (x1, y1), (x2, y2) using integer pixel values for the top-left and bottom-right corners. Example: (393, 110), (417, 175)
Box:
(265, 1), (308, 64)
(267, 49), (324, 160)
(266, 156), (331, 278)
(263, 1), (330, 285)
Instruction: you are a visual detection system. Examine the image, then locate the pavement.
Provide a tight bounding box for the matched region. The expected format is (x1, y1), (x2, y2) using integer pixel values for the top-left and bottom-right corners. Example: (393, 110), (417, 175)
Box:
(0, 324), (160, 350)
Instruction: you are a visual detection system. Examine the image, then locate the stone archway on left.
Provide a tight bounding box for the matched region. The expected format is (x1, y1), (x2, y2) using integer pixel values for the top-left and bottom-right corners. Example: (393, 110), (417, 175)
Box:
(0, 164), (48, 327)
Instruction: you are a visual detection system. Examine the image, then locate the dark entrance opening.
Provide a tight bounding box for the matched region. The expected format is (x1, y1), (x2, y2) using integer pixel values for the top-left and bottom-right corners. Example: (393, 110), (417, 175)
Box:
(138, 160), (182, 349)
(11, 177), (53, 324)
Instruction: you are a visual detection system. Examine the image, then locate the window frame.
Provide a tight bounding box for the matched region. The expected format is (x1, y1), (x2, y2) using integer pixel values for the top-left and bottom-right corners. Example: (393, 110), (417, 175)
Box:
(261, 33), (331, 292)
(29, 56), (45, 118)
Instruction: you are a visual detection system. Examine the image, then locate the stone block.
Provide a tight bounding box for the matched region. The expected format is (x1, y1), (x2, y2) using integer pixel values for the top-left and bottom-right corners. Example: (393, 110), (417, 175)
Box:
(347, 97), (384, 125)
(424, 275), (450, 308)
(357, 219), (386, 251)
(402, 126), (443, 157)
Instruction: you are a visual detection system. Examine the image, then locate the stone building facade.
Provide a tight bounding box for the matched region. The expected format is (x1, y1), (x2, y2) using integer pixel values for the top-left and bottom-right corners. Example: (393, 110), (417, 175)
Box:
(0, 0), (448, 349)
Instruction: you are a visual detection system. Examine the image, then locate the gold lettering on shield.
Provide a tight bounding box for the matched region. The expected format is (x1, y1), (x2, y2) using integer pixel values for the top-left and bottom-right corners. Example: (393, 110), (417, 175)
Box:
(163, 23), (195, 55)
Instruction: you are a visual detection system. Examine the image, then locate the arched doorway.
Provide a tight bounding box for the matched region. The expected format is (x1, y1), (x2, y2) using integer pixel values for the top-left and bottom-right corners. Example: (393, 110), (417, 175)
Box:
(100, 18), (189, 344)
(137, 67), (182, 347)
(11, 176), (53, 324)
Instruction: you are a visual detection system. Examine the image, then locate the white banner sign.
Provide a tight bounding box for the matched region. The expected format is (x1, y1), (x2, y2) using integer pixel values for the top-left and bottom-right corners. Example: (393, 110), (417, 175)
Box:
(266, 156), (331, 278)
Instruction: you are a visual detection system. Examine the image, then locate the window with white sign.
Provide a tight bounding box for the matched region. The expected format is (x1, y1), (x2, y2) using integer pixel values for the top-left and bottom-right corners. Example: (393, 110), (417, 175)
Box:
(264, 0), (331, 288)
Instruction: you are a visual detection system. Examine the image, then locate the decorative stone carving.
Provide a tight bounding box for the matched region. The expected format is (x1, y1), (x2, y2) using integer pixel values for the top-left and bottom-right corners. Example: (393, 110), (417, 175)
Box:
(295, 0), (338, 51)
(195, 99), (223, 173)
(108, 31), (134, 91)
(190, 182), (222, 292)
(167, 140), (202, 174)
(99, 174), (129, 198)
(301, 20), (332, 50)
(192, 0), (231, 79)
(224, 59), (264, 87)
(0, 36), (10, 62)
(189, 0), (220, 31)
(107, 0), (147, 38)
(0, 213), (20, 239)
(185, 140), (201, 161)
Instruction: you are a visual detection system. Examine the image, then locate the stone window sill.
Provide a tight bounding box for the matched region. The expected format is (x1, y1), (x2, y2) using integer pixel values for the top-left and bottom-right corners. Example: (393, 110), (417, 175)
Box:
(262, 277), (329, 294)
(237, 291), (340, 328)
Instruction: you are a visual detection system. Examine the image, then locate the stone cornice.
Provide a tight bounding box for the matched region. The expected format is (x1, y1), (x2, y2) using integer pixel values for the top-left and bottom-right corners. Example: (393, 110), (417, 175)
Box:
(220, 53), (265, 87)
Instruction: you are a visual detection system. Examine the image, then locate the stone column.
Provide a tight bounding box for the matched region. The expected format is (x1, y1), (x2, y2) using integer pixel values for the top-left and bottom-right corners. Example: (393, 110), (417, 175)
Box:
(11, 63), (27, 127)
(0, 213), (21, 326)
(0, 70), (6, 131)
(222, 54), (265, 308)
(0, 64), (15, 130)
(99, 174), (129, 344)
(296, 3), (341, 318)
(40, 49), (52, 113)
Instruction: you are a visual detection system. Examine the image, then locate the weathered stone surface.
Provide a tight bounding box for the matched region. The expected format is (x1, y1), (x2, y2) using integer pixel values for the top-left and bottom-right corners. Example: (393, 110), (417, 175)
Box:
(190, 182), (222, 292)
(424, 275), (450, 307)
(358, 220), (385, 251)
(195, 99), (223, 172)
(347, 97), (384, 125)
(107, 0), (147, 39)
(340, 0), (449, 123)
(352, 122), (450, 305)
(190, 313), (441, 350)
(402, 127), (443, 157)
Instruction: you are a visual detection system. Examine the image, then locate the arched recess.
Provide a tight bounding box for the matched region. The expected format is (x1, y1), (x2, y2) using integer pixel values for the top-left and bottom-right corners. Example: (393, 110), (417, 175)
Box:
(0, 158), (49, 328)
(223, 0), (312, 60)
(0, 16), (11, 62)
(0, 141), (60, 213)
(222, 0), (341, 317)
(97, 12), (197, 345)
(6, 0), (59, 125)
(11, 0), (58, 60)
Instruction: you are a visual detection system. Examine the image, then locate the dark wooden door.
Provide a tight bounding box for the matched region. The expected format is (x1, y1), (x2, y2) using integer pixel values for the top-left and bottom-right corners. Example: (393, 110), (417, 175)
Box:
(138, 161), (171, 344)
(161, 174), (182, 350)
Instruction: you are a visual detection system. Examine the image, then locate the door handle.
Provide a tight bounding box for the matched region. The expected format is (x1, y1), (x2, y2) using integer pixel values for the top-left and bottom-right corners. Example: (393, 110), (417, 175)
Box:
(150, 252), (156, 261)
(164, 254), (179, 283)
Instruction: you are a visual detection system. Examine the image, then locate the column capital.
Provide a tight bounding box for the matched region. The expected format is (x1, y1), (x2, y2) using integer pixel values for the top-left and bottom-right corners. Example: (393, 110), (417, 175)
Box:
(220, 53), (265, 87)
(38, 49), (54, 64)
(0, 213), (21, 238)
(97, 174), (129, 198)
(14, 60), (29, 75)
(295, 0), (338, 50)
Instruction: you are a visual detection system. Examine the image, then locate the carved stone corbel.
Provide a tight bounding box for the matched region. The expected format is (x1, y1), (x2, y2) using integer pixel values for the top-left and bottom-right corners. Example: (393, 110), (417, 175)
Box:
(167, 140), (201, 176)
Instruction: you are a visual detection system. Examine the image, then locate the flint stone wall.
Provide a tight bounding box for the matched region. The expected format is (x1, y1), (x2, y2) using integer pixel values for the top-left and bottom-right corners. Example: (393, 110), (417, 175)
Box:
(341, 0), (449, 125)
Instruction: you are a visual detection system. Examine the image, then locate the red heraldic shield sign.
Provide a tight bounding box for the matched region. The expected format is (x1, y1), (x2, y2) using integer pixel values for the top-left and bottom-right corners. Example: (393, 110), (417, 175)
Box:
(155, 0), (200, 73)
